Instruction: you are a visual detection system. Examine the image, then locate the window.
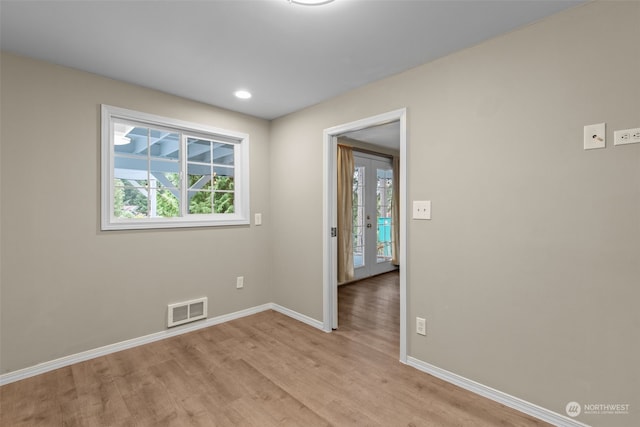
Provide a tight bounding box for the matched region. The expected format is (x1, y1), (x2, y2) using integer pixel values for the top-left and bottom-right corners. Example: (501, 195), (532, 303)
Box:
(101, 105), (249, 230)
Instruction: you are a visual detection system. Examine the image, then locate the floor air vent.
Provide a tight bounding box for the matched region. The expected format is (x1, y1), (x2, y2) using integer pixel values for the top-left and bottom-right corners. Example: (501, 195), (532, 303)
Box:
(168, 297), (208, 327)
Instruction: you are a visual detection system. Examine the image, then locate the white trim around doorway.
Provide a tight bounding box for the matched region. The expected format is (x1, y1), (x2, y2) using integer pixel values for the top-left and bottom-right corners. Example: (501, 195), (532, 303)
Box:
(322, 108), (408, 363)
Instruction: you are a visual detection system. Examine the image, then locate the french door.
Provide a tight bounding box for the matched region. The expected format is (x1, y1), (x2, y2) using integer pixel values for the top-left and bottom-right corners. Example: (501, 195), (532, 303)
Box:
(352, 152), (396, 280)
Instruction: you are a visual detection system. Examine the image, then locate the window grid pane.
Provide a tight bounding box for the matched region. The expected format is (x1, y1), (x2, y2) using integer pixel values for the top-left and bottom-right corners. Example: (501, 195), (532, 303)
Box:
(113, 123), (184, 219)
(376, 168), (393, 263)
(103, 105), (248, 230)
(113, 178), (148, 218)
(113, 123), (151, 219)
(187, 137), (235, 216)
(353, 166), (365, 268)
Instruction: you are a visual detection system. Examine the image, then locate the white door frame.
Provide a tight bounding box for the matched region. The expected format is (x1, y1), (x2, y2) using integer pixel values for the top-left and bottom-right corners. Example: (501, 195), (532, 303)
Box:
(322, 108), (408, 363)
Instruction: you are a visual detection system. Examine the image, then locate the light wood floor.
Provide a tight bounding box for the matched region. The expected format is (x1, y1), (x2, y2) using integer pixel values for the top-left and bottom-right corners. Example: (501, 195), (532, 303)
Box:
(1, 271), (551, 426)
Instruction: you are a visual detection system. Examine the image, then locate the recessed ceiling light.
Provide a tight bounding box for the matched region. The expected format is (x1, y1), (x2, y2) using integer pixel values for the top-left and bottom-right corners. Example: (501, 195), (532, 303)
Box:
(289, 0), (335, 5)
(234, 90), (252, 99)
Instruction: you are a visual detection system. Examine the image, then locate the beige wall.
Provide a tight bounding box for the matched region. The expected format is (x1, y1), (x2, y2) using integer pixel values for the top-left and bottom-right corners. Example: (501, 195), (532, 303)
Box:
(1, 2), (638, 425)
(270, 2), (639, 426)
(0, 53), (272, 373)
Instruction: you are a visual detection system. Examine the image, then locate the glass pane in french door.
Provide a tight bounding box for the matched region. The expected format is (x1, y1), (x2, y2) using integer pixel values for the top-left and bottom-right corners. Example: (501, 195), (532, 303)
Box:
(376, 167), (393, 263)
(353, 165), (365, 268)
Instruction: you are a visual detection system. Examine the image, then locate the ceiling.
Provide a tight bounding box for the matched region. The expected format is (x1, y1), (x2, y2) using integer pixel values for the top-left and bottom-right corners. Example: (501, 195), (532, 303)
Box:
(342, 121), (401, 150)
(0, 0), (584, 121)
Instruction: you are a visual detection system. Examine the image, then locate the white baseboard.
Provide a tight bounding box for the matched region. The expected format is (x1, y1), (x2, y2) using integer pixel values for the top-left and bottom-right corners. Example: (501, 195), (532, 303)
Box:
(406, 356), (591, 427)
(0, 302), (323, 386)
(270, 303), (325, 331)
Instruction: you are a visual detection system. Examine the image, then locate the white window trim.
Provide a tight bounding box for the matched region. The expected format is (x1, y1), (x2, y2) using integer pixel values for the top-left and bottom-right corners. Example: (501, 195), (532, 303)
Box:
(101, 104), (250, 230)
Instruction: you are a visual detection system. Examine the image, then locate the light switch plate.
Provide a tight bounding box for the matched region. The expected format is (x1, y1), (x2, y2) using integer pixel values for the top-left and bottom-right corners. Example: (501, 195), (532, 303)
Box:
(584, 123), (606, 150)
(413, 200), (431, 220)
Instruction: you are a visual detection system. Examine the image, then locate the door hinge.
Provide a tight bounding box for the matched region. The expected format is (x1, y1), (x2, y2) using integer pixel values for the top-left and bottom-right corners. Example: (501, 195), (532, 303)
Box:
(331, 227), (337, 237)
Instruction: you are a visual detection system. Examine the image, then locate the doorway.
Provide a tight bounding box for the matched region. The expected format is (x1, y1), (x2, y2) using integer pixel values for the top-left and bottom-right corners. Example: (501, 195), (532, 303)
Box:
(352, 152), (396, 281)
(322, 108), (407, 363)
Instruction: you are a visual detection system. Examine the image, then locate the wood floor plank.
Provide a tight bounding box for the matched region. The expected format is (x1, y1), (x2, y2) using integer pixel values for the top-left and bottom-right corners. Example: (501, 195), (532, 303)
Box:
(0, 271), (552, 426)
(113, 369), (176, 422)
(67, 358), (131, 426)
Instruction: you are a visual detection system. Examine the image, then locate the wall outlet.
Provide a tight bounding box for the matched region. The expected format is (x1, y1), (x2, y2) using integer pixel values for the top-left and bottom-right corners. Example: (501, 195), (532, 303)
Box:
(236, 276), (244, 289)
(413, 201), (431, 220)
(416, 317), (426, 336)
(614, 128), (640, 146)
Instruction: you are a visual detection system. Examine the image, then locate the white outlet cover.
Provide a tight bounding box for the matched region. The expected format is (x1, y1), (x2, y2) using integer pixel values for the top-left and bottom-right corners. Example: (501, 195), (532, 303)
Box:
(413, 200), (431, 220)
(584, 123), (606, 150)
(614, 127), (640, 146)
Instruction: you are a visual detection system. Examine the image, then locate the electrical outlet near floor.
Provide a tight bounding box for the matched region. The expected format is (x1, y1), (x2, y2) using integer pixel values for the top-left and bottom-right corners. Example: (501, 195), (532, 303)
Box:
(416, 317), (426, 336)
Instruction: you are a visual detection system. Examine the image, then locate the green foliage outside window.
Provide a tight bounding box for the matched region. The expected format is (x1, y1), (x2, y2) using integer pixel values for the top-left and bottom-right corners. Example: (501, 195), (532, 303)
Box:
(188, 175), (234, 214)
(114, 174), (234, 218)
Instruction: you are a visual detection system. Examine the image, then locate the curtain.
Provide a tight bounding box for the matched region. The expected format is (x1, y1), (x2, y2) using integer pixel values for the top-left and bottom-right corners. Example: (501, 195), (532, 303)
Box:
(337, 144), (354, 283)
(391, 155), (400, 266)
